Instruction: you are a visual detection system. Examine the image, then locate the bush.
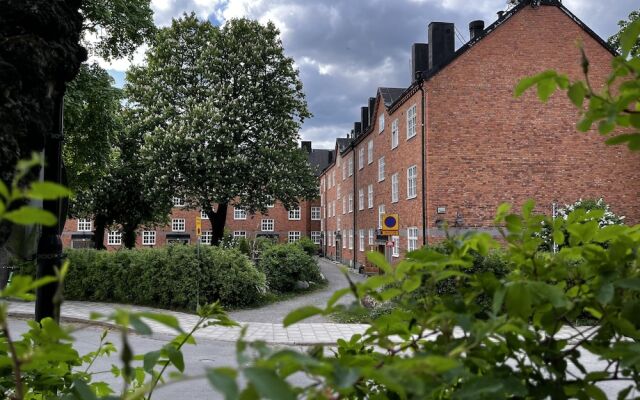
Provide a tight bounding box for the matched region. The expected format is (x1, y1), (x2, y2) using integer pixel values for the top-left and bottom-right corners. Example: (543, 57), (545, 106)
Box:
(296, 236), (317, 256)
(258, 243), (323, 293)
(63, 245), (266, 310)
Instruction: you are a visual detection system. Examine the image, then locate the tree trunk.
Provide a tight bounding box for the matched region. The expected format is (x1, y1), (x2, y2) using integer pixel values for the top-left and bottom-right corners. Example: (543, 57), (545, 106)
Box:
(122, 226), (136, 249)
(209, 202), (228, 246)
(94, 214), (106, 250)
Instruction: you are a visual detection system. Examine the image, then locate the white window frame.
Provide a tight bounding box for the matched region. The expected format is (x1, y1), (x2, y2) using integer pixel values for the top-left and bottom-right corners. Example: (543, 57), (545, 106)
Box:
(391, 173), (399, 203)
(288, 206), (301, 220)
(392, 235), (400, 257)
(378, 204), (385, 229)
(172, 218), (185, 232)
(407, 104), (417, 139)
(343, 231), (346, 249)
(348, 193), (353, 213)
(358, 148), (364, 170)
(407, 165), (418, 199)
(200, 210), (209, 219)
(348, 229), (353, 250)
(201, 231), (212, 244)
(142, 230), (156, 245)
(311, 231), (321, 245)
(391, 118), (399, 149)
(368, 229), (375, 245)
(367, 140), (373, 164)
(261, 219), (274, 232)
(311, 207), (321, 220)
(342, 197), (346, 215)
(234, 231), (247, 238)
(378, 157), (385, 182)
(348, 156), (353, 177)
(408, 227), (419, 252)
(337, 184), (341, 200)
(367, 184), (374, 209)
(359, 229), (365, 252)
(288, 231), (301, 243)
(342, 163), (347, 180)
(77, 218), (92, 232)
(107, 231), (122, 246)
(378, 114), (385, 133)
(173, 197), (185, 207)
(358, 189), (364, 211)
(234, 208), (247, 220)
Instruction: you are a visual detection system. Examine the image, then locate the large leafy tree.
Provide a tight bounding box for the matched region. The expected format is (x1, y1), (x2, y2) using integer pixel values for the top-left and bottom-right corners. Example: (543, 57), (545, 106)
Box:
(608, 9), (640, 57)
(127, 14), (317, 245)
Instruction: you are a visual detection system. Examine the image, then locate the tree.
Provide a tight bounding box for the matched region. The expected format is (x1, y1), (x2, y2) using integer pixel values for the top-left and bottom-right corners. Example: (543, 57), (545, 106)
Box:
(608, 10), (640, 57)
(127, 15), (317, 245)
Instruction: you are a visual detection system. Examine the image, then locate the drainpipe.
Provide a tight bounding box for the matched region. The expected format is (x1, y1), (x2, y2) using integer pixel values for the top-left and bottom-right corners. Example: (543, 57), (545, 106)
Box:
(419, 78), (428, 246)
(352, 144), (358, 269)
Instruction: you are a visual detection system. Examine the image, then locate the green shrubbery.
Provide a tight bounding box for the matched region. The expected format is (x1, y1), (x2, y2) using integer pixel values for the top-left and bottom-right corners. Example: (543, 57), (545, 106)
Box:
(258, 243), (323, 292)
(63, 245), (266, 309)
(295, 236), (317, 256)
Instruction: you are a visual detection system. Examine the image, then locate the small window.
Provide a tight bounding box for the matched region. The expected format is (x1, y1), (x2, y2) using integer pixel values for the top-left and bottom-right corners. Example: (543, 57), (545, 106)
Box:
(348, 156), (353, 177)
(348, 193), (353, 213)
(367, 184), (374, 209)
(142, 231), (156, 245)
(392, 235), (400, 257)
(408, 227), (419, 252)
(337, 185), (341, 200)
(342, 197), (346, 215)
(378, 114), (385, 133)
(391, 173), (399, 203)
(358, 189), (364, 211)
(359, 229), (365, 252)
(77, 218), (92, 232)
(201, 231), (212, 244)
(367, 140), (373, 164)
(200, 210), (209, 219)
(288, 231), (301, 243)
(311, 207), (321, 220)
(234, 208), (247, 220)
(407, 105), (417, 139)
(378, 157), (385, 182)
(233, 231), (246, 238)
(358, 148), (364, 170)
(172, 218), (185, 232)
(173, 197), (185, 207)
(261, 219), (274, 232)
(391, 119), (399, 149)
(107, 231), (122, 245)
(311, 231), (321, 245)
(407, 165), (418, 199)
(288, 207), (301, 220)
(378, 204), (385, 229)
(348, 229), (354, 250)
(368, 229), (375, 245)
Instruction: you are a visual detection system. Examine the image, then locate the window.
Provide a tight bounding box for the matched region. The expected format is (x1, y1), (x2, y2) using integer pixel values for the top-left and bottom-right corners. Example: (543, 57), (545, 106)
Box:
(172, 218), (185, 232)
(359, 229), (365, 252)
(200, 210), (209, 219)
(234, 208), (246, 220)
(337, 184), (341, 199)
(367, 184), (374, 209)
(267, 202), (275, 208)
(342, 163), (347, 180)
(408, 227), (419, 252)
(288, 231), (301, 243)
(261, 219), (274, 232)
(392, 235), (400, 257)
(407, 104), (417, 139)
(77, 218), (92, 232)
(407, 165), (418, 199)
(348, 229), (353, 250)
(201, 231), (212, 244)
(342, 197), (346, 215)
(391, 173), (399, 203)
(367, 140), (373, 164)
(337, 216), (341, 231)
(378, 204), (385, 229)
(391, 119), (399, 149)
(378, 157), (385, 182)
(378, 114), (385, 133)
(311, 207), (321, 220)
(234, 231), (247, 238)
(332, 201), (336, 217)
(173, 197), (184, 207)
(142, 231), (156, 245)
(369, 229), (375, 245)
(288, 206), (301, 220)
(343, 231), (346, 249)
(348, 156), (353, 176)
(311, 231), (321, 245)
(107, 231), (121, 245)
(358, 148), (364, 170)
(348, 193), (353, 213)
(358, 189), (364, 211)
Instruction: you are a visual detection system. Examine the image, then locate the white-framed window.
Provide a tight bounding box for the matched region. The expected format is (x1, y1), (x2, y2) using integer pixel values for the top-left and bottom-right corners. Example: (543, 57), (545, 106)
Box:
(407, 165), (418, 199)
(234, 208), (246, 220)
(378, 157), (385, 182)
(332, 201), (336, 217)
(367, 140), (373, 164)
(348, 156), (353, 177)
(201, 231), (212, 244)
(379, 114), (385, 133)
(200, 210), (209, 219)
(311, 231), (321, 245)
(172, 218), (185, 232)
(261, 219), (274, 232)
(407, 104), (417, 139)
(288, 231), (301, 243)
(343, 231), (346, 249)
(311, 207), (321, 220)
(107, 231), (121, 245)
(173, 197), (185, 207)
(358, 189), (364, 211)
(391, 119), (399, 149)
(358, 148), (364, 170)
(348, 229), (353, 250)
(342, 197), (346, 215)
(142, 230), (156, 245)
(367, 184), (374, 209)
(392, 235), (400, 257)
(359, 229), (365, 252)
(234, 231), (247, 238)
(391, 173), (399, 203)
(332, 171), (336, 187)
(288, 206), (301, 220)
(408, 227), (419, 252)
(368, 229), (375, 245)
(378, 204), (385, 229)
(348, 193), (353, 213)
(77, 218), (92, 232)
(267, 202), (275, 208)
(337, 184), (341, 199)
(337, 216), (341, 231)
(342, 163), (347, 180)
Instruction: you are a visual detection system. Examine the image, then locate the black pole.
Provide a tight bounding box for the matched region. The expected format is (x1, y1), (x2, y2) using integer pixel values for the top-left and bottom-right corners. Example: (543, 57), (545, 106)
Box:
(35, 89), (65, 323)
(419, 79), (427, 246)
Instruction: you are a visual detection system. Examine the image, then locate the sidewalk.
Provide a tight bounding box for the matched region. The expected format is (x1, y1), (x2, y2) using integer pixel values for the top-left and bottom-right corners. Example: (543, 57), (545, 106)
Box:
(7, 300), (368, 345)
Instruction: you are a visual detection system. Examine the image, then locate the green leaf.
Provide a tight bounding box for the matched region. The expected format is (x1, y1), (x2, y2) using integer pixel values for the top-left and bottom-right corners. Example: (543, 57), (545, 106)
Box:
(326, 287), (351, 308)
(143, 350), (161, 373)
(207, 368), (239, 400)
(244, 367), (295, 400)
(537, 77), (557, 102)
(27, 182), (72, 200)
(568, 82), (586, 107)
(596, 283), (614, 305)
(506, 283), (532, 319)
(621, 19), (640, 56)
(72, 379), (98, 400)
(283, 306), (323, 327)
(3, 206), (57, 226)
(0, 180), (8, 200)
(585, 384), (607, 400)
(166, 345), (185, 372)
(615, 278), (640, 291)
(129, 315), (152, 335)
(514, 76), (537, 97)
(139, 312), (182, 332)
(401, 274), (422, 293)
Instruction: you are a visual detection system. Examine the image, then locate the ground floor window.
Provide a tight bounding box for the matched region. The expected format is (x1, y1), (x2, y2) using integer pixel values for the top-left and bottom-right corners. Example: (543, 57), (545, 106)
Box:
(172, 218), (185, 232)
(408, 227), (419, 251)
(261, 219), (274, 232)
(368, 229), (374, 245)
(359, 229), (365, 251)
(233, 231), (247, 238)
(311, 231), (321, 245)
(107, 231), (122, 246)
(392, 235), (400, 257)
(142, 230), (156, 245)
(288, 231), (301, 243)
(201, 231), (212, 244)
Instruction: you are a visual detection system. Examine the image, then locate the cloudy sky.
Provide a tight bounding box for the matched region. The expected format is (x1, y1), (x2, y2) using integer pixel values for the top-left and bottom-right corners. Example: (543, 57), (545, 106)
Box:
(93, 0), (638, 149)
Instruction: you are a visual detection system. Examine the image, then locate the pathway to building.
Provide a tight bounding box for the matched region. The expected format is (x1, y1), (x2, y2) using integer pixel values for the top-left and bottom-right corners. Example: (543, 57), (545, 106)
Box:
(7, 258), (368, 345)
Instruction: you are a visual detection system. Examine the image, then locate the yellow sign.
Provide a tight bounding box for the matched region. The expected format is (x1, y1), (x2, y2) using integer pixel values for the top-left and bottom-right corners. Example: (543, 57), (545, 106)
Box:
(195, 216), (202, 237)
(381, 213), (399, 236)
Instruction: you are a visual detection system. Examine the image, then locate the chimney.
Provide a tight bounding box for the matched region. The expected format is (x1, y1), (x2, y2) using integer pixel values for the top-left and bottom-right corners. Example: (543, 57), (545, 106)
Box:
(497, 11), (505, 19)
(368, 97), (376, 121)
(360, 107), (369, 132)
(353, 122), (362, 137)
(411, 43), (429, 82)
(301, 141), (312, 154)
(469, 20), (484, 41)
(428, 22), (455, 71)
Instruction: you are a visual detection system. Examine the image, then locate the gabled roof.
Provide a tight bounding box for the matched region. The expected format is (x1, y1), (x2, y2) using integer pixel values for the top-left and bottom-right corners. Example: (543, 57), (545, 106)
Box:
(336, 138), (352, 153)
(308, 149), (332, 176)
(379, 88), (406, 107)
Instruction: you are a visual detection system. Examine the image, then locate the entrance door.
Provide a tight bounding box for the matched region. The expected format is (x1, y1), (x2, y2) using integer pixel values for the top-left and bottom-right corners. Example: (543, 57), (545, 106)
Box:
(335, 238), (342, 262)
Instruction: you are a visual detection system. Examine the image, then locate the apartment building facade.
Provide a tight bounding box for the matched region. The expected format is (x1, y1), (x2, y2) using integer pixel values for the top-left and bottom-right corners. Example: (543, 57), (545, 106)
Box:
(320, 0), (640, 269)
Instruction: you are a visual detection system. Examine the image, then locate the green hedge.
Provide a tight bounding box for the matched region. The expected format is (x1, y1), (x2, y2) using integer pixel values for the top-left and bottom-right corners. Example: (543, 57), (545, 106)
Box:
(63, 245), (266, 310)
(258, 243), (323, 293)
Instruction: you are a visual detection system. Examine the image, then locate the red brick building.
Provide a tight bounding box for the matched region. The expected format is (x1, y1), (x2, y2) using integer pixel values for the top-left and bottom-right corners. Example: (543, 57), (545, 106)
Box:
(61, 143), (331, 249)
(320, 0), (640, 269)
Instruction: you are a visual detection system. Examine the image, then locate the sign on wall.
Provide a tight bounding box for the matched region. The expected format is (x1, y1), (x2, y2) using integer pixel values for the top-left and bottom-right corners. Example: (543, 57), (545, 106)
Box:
(381, 213), (399, 236)
(195, 216), (202, 237)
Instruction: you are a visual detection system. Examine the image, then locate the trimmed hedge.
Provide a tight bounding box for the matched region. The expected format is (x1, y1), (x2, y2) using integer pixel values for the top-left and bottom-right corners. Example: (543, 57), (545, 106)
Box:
(258, 243), (323, 293)
(63, 245), (266, 310)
